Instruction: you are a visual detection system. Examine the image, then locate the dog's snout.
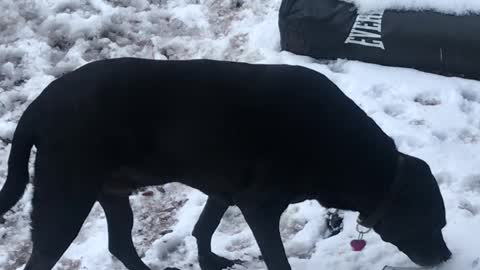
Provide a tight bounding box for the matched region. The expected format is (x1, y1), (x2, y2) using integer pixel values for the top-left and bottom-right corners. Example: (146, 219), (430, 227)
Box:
(442, 249), (452, 262)
(410, 245), (451, 267)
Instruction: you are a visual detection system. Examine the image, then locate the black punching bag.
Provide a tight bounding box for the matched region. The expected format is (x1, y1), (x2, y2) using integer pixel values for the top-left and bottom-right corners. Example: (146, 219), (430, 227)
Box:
(279, 0), (480, 80)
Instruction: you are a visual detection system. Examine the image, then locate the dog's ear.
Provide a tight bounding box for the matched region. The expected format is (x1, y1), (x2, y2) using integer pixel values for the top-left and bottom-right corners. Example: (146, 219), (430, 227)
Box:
(403, 155), (447, 229)
(385, 155), (446, 230)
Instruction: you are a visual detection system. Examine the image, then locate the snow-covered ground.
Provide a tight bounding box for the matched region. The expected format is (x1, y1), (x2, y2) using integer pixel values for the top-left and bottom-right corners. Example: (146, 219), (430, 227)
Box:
(1, 0), (480, 269)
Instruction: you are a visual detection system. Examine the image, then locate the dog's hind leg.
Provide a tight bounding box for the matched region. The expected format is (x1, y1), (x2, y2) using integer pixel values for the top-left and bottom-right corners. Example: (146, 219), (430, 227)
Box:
(192, 196), (240, 270)
(236, 195), (292, 270)
(24, 176), (96, 270)
(99, 193), (152, 270)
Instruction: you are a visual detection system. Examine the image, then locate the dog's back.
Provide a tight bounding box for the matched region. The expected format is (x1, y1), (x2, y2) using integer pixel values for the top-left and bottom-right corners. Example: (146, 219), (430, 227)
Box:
(25, 58), (397, 194)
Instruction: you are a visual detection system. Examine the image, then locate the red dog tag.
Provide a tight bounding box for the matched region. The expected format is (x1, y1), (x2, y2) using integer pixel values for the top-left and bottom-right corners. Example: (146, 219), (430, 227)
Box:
(350, 239), (367, 251)
(351, 224), (370, 251)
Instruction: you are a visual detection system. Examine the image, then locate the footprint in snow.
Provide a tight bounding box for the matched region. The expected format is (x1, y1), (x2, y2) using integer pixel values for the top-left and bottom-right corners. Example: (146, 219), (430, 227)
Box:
(460, 88), (480, 103)
(472, 257), (479, 269)
(460, 100), (475, 114)
(457, 129), (480, 144)
(458, 199), (479, 216)
(461, 174), (480, 193)
(383, 104), (406, 117)
(434, 171), (455, 186)
(459, 88), (480, 114)
(409, 119), (426, 126)
(432, 130), (448, 142)
(414, 92), (442, 106)
(364, 84), (388, 98)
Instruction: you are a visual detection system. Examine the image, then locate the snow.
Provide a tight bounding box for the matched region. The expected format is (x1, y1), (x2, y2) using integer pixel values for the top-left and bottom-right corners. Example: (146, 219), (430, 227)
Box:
(1, 0), (480, 270)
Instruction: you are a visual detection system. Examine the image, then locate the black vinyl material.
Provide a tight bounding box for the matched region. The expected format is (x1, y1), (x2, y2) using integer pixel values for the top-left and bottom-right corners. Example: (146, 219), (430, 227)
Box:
(279, 0), (480, 80)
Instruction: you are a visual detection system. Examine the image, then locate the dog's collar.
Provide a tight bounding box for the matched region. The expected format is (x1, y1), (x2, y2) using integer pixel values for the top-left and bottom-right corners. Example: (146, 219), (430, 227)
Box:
(357, 154), (405, 228)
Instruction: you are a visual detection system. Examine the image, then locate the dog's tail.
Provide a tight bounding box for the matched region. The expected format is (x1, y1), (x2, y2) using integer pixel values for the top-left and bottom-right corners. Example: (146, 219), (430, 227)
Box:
(0, 105), (35, 218)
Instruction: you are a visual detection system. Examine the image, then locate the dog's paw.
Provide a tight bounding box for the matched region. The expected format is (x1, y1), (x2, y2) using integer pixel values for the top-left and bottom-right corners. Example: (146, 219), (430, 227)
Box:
(199, 253), (242, 270)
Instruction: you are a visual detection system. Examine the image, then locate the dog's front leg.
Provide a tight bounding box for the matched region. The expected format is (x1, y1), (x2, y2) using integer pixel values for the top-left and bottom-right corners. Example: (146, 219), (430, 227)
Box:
(99, 193), (152, 270)
(236, 196), (292, 270)
(192, 196), (240, 270)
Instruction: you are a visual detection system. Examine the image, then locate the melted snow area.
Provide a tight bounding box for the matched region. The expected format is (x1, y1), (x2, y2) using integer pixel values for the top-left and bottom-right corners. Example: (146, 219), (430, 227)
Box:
(1, 0), (480, 269)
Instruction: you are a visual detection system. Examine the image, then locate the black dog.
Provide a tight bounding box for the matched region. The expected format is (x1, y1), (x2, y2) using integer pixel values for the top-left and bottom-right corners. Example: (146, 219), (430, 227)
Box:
(0, 58), (451, 270)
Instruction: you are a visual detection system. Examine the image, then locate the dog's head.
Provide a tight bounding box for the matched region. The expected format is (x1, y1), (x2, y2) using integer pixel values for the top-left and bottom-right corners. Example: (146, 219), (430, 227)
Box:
(372, 154), (451, 267)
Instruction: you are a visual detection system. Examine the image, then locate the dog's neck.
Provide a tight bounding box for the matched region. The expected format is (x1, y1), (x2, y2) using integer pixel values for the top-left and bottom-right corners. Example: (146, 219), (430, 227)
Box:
(357, 154), (405, 228)
(340, 151), (401, 224)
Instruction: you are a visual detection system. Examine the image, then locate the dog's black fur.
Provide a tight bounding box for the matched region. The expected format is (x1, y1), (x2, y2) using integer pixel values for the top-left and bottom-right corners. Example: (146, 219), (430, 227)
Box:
(0, 58), (451, 270)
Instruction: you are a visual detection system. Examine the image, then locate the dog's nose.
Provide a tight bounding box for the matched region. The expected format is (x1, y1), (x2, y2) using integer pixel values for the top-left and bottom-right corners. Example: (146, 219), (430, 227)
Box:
(441, 249), (452, 262)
